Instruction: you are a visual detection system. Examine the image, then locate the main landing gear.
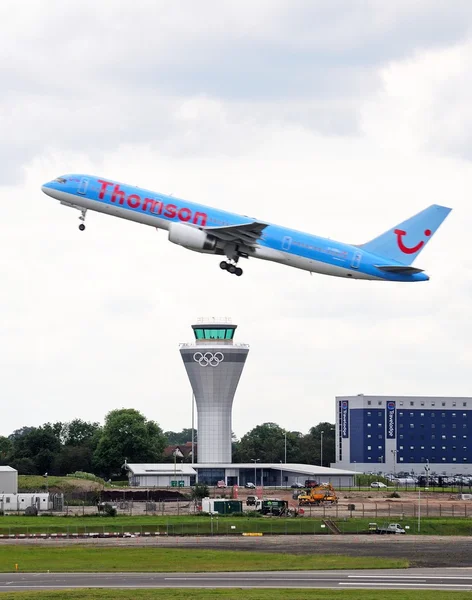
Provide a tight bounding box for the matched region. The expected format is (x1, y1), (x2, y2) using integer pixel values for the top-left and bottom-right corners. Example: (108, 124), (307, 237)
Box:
(78, 209), (87, 231)
(220, 261), (243, 276)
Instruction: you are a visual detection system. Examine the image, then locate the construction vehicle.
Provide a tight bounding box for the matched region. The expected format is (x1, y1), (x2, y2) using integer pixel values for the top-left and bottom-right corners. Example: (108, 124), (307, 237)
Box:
(298, 483), (338, 506)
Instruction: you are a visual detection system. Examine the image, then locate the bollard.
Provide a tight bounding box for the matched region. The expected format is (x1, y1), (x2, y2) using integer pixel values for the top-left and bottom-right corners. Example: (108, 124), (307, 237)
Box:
(15, 564), (18, 572)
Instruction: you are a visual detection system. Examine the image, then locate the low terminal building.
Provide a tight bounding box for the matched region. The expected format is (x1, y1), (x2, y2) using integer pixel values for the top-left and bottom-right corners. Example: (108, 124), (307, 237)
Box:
(124, 462), (356, 488)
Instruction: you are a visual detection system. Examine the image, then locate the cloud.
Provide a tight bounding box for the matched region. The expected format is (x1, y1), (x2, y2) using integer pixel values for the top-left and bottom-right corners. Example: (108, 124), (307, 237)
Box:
(1, 1), (471, 439)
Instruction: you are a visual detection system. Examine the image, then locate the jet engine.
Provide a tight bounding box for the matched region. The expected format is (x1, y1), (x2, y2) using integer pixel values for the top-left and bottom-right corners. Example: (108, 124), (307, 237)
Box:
(168, 222), (217, 252)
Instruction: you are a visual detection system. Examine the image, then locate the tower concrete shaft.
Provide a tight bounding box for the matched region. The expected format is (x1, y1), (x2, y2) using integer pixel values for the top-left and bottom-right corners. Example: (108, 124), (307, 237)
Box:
(180, 321), (248, 463)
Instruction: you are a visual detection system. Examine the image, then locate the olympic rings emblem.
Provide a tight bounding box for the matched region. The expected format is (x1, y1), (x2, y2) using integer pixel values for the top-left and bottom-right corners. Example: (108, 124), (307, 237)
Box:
(193, 352), (225, 367)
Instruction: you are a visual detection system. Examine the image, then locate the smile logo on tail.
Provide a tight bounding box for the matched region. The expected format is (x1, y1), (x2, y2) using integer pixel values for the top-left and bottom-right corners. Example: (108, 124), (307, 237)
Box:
(394, 228), (431, 254)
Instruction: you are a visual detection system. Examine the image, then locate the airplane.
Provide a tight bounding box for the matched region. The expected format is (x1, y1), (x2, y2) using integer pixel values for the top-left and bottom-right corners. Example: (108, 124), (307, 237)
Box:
(41, 174), (451, 282)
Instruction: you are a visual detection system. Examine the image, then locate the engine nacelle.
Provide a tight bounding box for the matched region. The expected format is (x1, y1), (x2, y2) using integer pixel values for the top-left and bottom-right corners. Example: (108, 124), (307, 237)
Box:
(168, 222), (217, 252)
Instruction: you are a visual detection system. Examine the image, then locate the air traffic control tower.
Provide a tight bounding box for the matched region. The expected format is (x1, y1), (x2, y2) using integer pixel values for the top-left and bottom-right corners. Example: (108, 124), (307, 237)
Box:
(180, 319), (249, 463)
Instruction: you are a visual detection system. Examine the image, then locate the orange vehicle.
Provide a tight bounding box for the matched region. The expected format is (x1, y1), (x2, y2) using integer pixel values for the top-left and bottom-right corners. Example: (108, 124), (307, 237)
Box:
(297, 484), (338, 506)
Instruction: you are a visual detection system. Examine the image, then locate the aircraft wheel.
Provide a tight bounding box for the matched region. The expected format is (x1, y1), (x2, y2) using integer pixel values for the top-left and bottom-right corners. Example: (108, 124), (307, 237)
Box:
(219, 261), (228, 270)
(228, 264), (236, 274)
(79, 223), (86, 231)
(235, 267), (243, 276)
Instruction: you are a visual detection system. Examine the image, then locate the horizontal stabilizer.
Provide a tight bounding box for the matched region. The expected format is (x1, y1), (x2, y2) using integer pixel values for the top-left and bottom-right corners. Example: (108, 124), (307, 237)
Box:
(375, 265), (424, 275)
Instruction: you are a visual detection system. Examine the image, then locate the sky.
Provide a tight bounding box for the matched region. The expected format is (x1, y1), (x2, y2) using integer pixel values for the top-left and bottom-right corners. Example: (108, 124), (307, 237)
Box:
(2, 0), (472, 440)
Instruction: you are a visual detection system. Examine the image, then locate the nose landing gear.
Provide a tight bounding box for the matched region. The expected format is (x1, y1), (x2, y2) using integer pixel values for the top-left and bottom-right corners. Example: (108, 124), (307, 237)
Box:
(220, 261), (243, 276)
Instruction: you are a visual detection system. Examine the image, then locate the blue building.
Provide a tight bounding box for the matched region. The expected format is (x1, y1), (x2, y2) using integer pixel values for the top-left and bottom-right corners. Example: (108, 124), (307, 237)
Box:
(333, 395), (472, 475)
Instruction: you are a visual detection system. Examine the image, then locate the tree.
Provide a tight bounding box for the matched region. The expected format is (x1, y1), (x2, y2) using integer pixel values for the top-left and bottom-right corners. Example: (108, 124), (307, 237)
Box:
(8, 425), (61, 474)
(0, 436), (12, 463)
(298, 422), (336, 466)
(62, 419), (101, 447)
(237, 422), (287, 463)
(164, 428), (195, 445)
(93, 409), (166, 477)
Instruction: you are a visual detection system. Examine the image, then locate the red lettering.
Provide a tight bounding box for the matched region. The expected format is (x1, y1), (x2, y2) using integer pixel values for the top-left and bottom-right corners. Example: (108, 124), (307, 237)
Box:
(178, 207), (192, 222)
(111, 184), (126, 205)
(151, 201), (163, 215)
(164, 204), (177, 218)
(127, 194), (141, 209)
(143, 197), (156, 213)
(97, 179), (113, 199)
(193, 211), (207, 226)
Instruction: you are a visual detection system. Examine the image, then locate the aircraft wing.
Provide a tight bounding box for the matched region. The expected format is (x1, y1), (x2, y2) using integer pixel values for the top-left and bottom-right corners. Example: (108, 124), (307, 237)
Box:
(375, 265), (424, 274)
(203, 221), (268, 247)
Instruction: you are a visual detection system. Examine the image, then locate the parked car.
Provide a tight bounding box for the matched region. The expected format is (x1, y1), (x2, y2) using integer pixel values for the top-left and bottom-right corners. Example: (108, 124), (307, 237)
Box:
(291, 482), (305, 488)
(246, 495), (258, 506)
(216, 480), (226, 488)
(245, 482), (256, 489)
(370, 481), (388, 488)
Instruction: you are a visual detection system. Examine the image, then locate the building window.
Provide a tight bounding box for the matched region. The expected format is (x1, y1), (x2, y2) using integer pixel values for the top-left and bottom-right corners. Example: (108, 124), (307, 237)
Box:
(420, 413), (424, 417)
(399, 424), (404, 429)
(431, 445), (436, 450)
(399, 412), (404, 417)
(432, 402), (435, 407)
(464, 402), (467, 407)
(431, 424), (436, 429)
(367, 411), (371, 415)
(431, 435), (436, 440)
(378, 401), (382, 406)
(378, 434), (382, 439)
(367, 423), (372, 428)
(399, 434), (404, 439)
(367, 401), (371, 405)
(453, 424), (457, 429)
(410, 402), (414, 406)
(378, 445), (383, 450)
(378, 423), (382, 428)
(367, 446), (372, 450)
(453, 458), (457, 462)
(410, 424), (414, 428)
(421, 402), (425, 406)
(399, 445), (404, 450)
(399, 401), (404, 406)
(453, 402), (456, 407)
(378, 411), (382, 416)
(431, 413), (435, 417)
(442, 402), (446, 407)
(452, 413), (456, 417)
(441, 413), (446, 417)
(367, 434), (372, 438)
(409, 412), (414, 417)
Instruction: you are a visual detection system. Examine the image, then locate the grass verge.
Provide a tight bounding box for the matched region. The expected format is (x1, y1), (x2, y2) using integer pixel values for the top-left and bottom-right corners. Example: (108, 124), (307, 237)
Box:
(0, 546), (407, 572)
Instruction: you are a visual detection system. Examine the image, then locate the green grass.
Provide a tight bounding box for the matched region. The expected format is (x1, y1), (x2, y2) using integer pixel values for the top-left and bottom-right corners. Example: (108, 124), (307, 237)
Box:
(0, 546), (407, 572)
(0, 590), (465, 600)
(2, 515), (472, 536)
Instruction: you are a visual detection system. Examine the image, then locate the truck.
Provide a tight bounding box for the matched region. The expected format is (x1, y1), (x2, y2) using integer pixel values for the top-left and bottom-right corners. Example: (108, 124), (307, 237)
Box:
(246, 495), (258, 506)
(298, 484), (338, 506)
(255, 498), (288, 516)
(368, 522), (406, 534)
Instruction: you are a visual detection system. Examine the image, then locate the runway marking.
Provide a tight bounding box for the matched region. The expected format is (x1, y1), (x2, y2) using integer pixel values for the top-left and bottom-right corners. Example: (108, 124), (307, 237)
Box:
(341, 583), (472, 588)
(348, 575), (472, 580)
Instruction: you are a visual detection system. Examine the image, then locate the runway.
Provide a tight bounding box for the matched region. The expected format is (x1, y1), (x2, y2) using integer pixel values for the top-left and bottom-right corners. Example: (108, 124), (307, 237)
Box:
(1, 569), (472, 592)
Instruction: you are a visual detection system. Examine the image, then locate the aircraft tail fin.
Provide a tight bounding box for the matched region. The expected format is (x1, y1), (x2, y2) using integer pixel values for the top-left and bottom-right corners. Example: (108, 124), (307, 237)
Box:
(359, 204), (451, 265)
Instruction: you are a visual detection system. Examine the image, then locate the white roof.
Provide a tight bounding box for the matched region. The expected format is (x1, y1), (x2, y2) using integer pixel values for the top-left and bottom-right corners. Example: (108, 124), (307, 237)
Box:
(194, 463), (357, 476)
(125, 463), (197, 476)
(0, 466), (17, 473)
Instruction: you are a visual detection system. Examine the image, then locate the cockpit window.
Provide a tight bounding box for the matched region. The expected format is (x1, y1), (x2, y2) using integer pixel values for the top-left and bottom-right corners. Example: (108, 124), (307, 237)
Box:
(54, 177), (67, 183)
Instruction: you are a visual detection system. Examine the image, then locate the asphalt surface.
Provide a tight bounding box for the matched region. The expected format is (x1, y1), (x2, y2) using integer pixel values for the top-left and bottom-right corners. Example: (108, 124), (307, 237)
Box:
(2, 569), (472, 591)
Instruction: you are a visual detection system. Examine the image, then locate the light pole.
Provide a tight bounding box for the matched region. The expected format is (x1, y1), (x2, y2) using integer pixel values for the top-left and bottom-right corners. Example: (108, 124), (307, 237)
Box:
(320, 431), (324, 467)
(418, 486), (429, 532)
(391, 449), (398, 477)
(251, 458), (260, 486)
(320, 428), (334, 468)
(284, 431), (287, 464)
